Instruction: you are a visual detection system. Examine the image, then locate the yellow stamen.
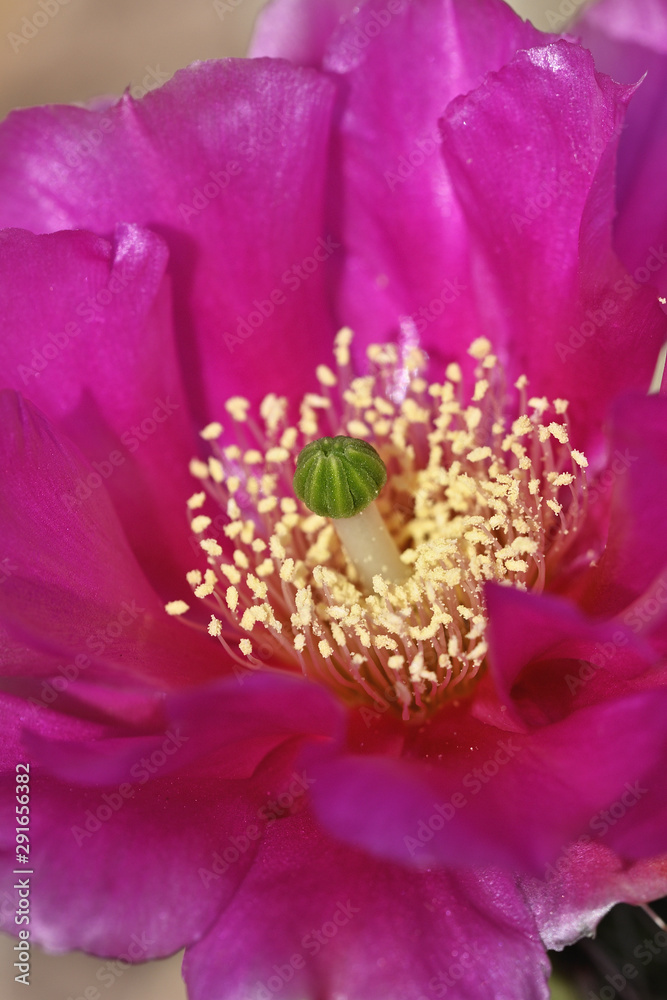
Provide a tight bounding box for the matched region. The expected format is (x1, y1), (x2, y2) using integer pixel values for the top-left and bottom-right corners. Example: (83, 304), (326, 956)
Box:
(169, 330), (587, 721)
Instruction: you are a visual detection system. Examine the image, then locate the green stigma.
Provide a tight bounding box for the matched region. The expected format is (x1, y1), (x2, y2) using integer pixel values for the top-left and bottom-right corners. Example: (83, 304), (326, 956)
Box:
(293, 436), (387, 519)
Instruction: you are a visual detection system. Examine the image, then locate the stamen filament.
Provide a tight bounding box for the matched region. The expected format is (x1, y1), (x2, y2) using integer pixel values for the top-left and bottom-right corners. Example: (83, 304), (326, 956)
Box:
(168, 329), (589, 721)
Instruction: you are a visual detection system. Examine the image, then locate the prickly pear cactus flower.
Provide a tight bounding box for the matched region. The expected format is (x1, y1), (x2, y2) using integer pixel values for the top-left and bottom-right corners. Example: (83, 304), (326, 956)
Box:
(1, 0), (667, 997)
(576, 0), (667, 299)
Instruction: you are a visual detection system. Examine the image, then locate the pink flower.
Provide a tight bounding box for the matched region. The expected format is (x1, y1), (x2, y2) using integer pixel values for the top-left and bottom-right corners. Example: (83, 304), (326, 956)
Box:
(576, 0), (667, 297)
(1, 1), (667, 998)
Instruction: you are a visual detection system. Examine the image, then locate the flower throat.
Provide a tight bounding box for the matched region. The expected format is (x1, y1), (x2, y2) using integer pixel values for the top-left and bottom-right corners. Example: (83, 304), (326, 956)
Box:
(167, 331), (588, 721)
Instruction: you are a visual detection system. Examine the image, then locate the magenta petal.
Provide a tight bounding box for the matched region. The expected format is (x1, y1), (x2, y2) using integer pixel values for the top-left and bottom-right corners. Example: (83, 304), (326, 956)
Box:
(522, 842), (667, 951)
(0, 676), (340, 959)
(250, 0), (358, 65)
(0, 61), (337, 416)
(0, 225), (196, 593)
(581, 0), (667, 53)
(0, 391), (215, 688)
(2, 690), (166, 771)
(1, 2), (666, 986)
(0, 692), (308, 958)
(319, 0), (547, 362)
(0, 768), (254, 958)
(309, 690), (667, 873)
(439, 40), (666, 448)
(484, 583), (656, 723)
(183, 812), (550, 1000)
(578, 0), (667, 295)
(579, 393), (667, 617)
(23, 673), (344, 785)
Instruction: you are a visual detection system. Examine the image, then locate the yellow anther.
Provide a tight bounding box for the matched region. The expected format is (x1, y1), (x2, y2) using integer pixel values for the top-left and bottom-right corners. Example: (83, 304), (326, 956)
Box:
(169, 328), (586, 722)
(189, 459), (209, 480)
(468, 337), (492, 360)
(316, 364), (337, 387)
(225, 397), (250, 421)
(200, 422), (223, 440)
(165, 600), (189, 616)
(208, 616), (222, 637)
(191, 515), (212, 534)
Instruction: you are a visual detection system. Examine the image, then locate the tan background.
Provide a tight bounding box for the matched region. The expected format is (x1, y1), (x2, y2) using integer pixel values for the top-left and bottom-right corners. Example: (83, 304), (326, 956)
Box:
(0, 0), (576, 119)
(1, 0), (581, 998)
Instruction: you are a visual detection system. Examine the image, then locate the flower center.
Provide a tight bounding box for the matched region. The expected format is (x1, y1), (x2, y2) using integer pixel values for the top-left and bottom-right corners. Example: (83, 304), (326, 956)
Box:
(166, 331), (588, 721)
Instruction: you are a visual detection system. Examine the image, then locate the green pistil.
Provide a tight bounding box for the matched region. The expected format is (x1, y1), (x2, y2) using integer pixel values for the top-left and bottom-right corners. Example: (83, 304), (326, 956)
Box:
(293, 436), (387, 519)
(293, 436), (408, 589)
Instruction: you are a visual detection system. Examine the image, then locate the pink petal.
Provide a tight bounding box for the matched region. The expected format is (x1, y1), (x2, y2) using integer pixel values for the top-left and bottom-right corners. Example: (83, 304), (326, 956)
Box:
(578, 393), (667, 618)
(0, 691), (309, 958)
(521, 841), (667, 951)
(578, 0), (667, 295)
(0, 61), (337, 417)
(580, 0), (667, 56)
(309, 689), (667, 873)
(0, 225), (196, 595)
(0, 391), (216, 689)
(319, 0), (548, 365)
(183, 811), (550, 1000)
(439, 40), (666, 449)
(1, 674), (340, 956)
(250, 0), (358, 65)
(483, 583), (657, 725)
(23, 673), (343, 785)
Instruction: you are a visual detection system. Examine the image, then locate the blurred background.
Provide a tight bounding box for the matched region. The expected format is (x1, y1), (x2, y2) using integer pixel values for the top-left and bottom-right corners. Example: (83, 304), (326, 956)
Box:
(6, 1), (662, 1000)
(1, 0), (566, 119)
